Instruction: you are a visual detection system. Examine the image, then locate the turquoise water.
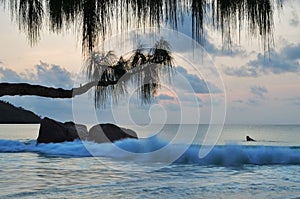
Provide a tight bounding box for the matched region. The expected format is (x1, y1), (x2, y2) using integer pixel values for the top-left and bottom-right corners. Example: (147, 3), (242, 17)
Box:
(0, 124), (300, 198)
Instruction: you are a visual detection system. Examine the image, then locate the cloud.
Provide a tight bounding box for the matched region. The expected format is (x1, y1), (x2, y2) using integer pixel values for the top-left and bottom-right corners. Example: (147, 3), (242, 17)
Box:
(287, 96), (300, 106)
(224, 66), (259, 77)
(175, 15), (245, 58)
(292, 98), (300, 106)
(199, 39), (246, 57)
(0, 62), (75, 121)
(0, 67), (23, 82)
(232, 99), (244, 104)
(247, 53), (299, 74)
(34, 62), (74, 88)
(0, 61), (74, 88)
(199, 35), (246, 58)
(230, 87), (268, 108)
(247, 98), (260, 106)
(250, 86), (268, 98)
(281, 43), (300, 60)
(175, 66), (220, 94)
(157, 94), (174, 100)
(289, 11), (300, 26)
(245, 86), (268, 106)
(224, 43), (300, 77)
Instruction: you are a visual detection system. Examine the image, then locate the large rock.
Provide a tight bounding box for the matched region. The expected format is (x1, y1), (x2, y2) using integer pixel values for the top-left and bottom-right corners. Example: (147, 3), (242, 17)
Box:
(37, 117), (138, 144)
(37, 117), (88, 144)
(88, 123), (138, 143)
(75, 124), (89, 140)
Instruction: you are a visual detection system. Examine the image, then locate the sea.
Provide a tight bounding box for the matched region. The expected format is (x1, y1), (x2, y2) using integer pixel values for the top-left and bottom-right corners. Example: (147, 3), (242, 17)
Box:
(0, 124), (299, 199)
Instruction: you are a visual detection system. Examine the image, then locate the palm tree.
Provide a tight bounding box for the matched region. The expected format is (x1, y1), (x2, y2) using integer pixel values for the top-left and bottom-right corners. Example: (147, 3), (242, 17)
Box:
(83, 38), (173, 107)
(0, 39), (173, 107)
(0, 0), (283, 107)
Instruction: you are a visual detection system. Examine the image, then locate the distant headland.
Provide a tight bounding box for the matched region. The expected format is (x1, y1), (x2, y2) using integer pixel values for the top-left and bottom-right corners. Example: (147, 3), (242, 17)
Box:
(0, 100), (41, 124)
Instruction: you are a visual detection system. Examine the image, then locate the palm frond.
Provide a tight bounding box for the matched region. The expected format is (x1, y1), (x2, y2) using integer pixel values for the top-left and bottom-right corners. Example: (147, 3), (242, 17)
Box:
(83, 39), (175, 107)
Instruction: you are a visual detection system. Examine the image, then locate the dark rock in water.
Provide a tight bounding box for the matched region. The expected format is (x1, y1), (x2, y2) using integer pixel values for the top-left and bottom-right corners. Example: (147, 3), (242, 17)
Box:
(37, 117), (87, 144)
(246, 136), (256, 142)
(88, 123), (138, 143)
(63, 121), (88, 140)
(75, 124), (89, 140)
(37, 117), (137, 144)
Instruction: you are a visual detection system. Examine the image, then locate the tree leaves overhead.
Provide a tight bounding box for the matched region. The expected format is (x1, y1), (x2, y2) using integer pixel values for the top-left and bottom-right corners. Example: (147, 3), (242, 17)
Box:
(1, 0), (283, 54)
(0, 0), (283, 107)
(14, 0), (44, 46)
(84, 38), (173, 107)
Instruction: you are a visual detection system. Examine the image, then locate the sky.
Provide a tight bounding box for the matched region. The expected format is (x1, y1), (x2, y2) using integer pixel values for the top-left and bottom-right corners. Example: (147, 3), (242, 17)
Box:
(0, 1), (300, 124)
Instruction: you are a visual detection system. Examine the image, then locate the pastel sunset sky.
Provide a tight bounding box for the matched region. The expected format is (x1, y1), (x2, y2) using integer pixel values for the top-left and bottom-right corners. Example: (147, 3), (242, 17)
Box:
(0, 0), (299, 124)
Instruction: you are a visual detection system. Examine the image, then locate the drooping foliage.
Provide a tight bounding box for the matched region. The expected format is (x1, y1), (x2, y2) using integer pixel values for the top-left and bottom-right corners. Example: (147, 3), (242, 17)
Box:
(84, 38), (173, 107)
(1, 0), (283, 54)
(0, 0), (283, 106)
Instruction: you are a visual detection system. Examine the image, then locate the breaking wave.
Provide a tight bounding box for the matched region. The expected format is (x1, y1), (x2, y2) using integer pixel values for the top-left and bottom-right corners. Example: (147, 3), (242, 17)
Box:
(1, 137), (300, 166)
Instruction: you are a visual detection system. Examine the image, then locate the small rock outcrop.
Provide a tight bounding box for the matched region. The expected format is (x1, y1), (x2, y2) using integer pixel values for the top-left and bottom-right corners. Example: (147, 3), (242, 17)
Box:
(246, 135), (256, 142)
(37, 117), (138, 144)
(88, 123), (138, 143)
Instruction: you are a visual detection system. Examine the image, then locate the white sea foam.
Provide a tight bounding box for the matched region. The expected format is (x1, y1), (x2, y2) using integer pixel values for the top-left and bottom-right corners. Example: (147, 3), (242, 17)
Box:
(0, 137), (300, 166)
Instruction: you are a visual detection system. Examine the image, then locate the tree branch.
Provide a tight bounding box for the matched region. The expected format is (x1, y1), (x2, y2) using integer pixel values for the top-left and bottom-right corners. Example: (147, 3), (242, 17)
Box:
(0, 80), (117, 98)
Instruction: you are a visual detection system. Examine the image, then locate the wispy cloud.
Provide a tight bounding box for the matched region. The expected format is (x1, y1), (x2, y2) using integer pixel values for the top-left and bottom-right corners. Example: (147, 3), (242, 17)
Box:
(250, 86), (268, 98)
(232, 99), (244, 104)
(287, 96), (300, 106)
(176, 16), (245, 58)
(224, 66), (259, 77)
(230, 86), (268, 107)
(290, 11), (300, 26)
(157, 94), (174, 100)
(247, 98), (260, 106)
(175, 66), (220, 94)
(223, 43), (300, 77)
(201, 39), (246, 57)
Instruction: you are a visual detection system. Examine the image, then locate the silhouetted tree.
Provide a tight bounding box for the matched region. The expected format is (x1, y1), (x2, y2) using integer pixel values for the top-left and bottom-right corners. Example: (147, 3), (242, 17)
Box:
(0, 39), (173, 106)
(0, 0), (283, 107)
(1, 0), (283, 54)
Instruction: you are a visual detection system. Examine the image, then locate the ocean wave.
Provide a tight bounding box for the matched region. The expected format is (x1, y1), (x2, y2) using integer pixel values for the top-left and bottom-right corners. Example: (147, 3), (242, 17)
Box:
(0, 137), (300, 166)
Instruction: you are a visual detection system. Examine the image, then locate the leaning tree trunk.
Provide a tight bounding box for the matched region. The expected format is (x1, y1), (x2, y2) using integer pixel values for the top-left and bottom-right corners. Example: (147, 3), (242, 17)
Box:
(0, 80), (117, 98)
